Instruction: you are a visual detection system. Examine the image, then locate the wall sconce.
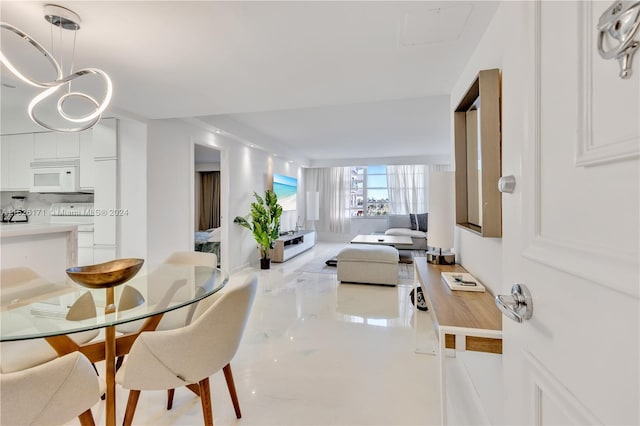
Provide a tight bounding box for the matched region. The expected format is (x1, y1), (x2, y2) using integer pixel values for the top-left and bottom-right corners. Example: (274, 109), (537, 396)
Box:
(597, 1), (640, 79)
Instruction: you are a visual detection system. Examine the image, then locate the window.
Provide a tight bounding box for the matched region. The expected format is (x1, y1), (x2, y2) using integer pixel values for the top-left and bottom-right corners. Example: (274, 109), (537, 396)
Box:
(349, 166), (389, 217)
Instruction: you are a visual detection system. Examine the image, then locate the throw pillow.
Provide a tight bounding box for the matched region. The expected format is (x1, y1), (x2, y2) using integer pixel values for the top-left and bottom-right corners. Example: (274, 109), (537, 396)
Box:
(417, 213), (428, 232)
(410, 213), (428, 232)
(409, 214), (419, 230)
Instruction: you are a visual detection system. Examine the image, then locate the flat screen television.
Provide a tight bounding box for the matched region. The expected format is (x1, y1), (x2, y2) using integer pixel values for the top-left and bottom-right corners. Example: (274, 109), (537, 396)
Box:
(273, 173), (297, 211)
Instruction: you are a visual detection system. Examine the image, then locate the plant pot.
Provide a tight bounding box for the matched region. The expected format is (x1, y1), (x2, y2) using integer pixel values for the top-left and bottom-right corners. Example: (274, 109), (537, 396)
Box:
(260, 258), (271, 270)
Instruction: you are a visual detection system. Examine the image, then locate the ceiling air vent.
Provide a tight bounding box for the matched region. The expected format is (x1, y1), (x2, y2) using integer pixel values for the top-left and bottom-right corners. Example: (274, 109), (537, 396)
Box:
(399, 4), (473, 47)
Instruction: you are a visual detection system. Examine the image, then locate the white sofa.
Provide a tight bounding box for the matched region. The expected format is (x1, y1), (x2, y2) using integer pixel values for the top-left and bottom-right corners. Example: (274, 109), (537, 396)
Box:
(384, 214), (428, 250)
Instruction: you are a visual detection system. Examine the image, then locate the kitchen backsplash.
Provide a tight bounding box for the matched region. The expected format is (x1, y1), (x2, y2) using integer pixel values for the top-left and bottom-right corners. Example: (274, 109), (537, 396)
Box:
(1, 191), (94, 224)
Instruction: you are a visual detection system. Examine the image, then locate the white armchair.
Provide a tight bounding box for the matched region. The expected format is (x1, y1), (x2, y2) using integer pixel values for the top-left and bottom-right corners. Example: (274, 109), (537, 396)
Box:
(116, 273), (258, 426)
(0, 351), (102, 426)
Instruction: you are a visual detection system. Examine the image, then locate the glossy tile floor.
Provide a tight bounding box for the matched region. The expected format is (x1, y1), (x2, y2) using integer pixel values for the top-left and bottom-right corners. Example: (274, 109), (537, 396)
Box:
(80, 243), (441, 426)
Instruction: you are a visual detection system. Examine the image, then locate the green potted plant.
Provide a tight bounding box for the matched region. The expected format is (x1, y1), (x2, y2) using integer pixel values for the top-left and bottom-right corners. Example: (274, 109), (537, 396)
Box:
(234, 190), (283, 269)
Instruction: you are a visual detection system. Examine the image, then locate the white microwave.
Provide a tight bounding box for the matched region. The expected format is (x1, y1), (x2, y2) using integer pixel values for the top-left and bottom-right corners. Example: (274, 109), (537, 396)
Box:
(30, 161), (79, 193)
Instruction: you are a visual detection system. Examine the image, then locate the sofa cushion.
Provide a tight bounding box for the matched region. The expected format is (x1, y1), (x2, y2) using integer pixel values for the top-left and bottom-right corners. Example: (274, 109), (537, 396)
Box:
(337, 245), (399, 264)
(385, 228), (427, 239)
(409, 213), (428, 231)
(387, 214), (412, 229)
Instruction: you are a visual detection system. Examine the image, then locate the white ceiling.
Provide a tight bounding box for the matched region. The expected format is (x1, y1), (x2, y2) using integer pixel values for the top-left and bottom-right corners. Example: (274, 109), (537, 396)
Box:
(0, 1), (499, 165)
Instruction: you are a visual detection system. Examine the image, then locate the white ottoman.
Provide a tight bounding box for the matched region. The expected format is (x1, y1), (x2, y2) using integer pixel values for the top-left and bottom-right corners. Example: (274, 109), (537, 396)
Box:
(337, 244), (399, 286)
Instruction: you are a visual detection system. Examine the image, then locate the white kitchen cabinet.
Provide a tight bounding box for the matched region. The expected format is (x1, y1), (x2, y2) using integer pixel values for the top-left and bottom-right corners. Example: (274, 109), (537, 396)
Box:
(1, 134), (34, 191)
(94, 159), (117, 245)
(77, 229), (94, 265)
(85, 118), (118, 262)
(57, 133), (80, 158)
(92, 118), (117, 159)
(79, 129), (94, 190)
(0, 138), (8, 189)
(33, 132), (57, 159)
(33, 132), (80, 160)
(93, 246), (117, 263)
(78, 248), (94, 265)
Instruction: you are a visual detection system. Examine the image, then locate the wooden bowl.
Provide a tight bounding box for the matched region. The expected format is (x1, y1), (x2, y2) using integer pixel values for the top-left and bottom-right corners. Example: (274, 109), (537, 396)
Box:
(66, 258), (144, 289)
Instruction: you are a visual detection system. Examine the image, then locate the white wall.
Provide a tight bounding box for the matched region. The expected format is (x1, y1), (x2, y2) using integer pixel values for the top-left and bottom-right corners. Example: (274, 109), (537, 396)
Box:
(446, 4), (529, 424)
(195, 163), (220, 172)
(146, 119), (303, 272)
(449, 2), (528, 293)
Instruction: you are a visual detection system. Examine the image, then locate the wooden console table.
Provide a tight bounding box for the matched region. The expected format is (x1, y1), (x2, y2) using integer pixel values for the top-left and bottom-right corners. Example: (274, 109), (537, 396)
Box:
(413, 258), (502, 424)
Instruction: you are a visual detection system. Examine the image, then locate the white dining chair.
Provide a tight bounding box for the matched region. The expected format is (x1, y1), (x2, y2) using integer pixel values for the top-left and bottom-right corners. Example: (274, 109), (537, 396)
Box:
(116, 273), (258, 426)
(0, 268), (100, 374)
(164, 251), (218, 267)
(161, 251), (220, 326)
(0, 351), (102, 426)
(116, 251), (219, 334)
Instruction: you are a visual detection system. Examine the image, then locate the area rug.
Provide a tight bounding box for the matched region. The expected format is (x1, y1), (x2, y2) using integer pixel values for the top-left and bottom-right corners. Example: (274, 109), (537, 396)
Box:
(294, 255), (339, 274)
(398, 250), (414, 264)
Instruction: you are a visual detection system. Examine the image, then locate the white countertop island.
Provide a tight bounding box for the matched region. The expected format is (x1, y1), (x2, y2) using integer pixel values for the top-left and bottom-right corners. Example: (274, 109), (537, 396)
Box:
(1, 223), (77, 238)
(1, 223), (78, 282)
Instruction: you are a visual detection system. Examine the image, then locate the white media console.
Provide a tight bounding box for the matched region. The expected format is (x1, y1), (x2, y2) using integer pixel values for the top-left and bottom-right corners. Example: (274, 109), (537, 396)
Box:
(271, 230), (316, 262)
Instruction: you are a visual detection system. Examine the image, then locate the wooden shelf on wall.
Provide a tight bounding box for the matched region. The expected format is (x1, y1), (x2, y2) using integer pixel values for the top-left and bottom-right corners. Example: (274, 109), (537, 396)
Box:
(454, 68), (502, 238)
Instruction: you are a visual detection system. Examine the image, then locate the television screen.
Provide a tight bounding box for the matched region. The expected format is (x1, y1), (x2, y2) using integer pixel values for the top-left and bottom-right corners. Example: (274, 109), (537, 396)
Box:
(273, 173), (297, 211)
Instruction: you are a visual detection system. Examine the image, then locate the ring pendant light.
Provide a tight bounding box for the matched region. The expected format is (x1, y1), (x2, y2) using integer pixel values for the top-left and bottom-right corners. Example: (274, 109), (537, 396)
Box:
(0, 4), (112, 132)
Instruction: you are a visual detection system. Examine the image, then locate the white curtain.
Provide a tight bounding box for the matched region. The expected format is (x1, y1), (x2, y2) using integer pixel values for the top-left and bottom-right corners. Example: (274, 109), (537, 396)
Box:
(386, 165), (426, 214)
(305, 167), (351, 233)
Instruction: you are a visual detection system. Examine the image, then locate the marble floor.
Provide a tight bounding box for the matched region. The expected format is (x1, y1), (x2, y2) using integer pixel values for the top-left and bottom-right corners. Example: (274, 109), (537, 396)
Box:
(76, 242), (441, 426)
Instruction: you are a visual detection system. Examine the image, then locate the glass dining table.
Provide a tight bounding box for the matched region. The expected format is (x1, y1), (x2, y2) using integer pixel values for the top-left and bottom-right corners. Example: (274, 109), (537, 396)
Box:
(0, 262), (228, 426)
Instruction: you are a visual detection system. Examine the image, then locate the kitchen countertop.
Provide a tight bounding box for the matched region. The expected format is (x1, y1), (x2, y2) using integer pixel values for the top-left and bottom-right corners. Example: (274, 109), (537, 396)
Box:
(0, 223), (78, 238)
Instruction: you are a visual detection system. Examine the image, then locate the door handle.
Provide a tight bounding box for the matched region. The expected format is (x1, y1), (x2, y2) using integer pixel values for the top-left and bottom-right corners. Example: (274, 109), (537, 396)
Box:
(495, 283), (533, 323)
(597, 1), (640, 78)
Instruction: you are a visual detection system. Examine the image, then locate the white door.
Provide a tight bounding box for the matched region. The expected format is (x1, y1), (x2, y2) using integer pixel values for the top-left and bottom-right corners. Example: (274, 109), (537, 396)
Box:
(502, 2), (639, 425)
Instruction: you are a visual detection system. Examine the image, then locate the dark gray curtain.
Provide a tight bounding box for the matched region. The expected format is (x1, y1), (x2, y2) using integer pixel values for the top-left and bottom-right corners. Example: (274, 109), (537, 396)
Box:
(199, 171), (220, 230)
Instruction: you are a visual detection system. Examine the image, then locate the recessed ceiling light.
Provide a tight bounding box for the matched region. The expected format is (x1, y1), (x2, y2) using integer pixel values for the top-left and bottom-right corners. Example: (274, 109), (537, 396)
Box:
(214, 130), (222, 134)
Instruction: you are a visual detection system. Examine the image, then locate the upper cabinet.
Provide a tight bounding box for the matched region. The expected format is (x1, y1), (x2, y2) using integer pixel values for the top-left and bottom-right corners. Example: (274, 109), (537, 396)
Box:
(1, 118), (116, 193)
(79, 129), (94, 190)
(79, 118), (118, 191)
(0, 134), (34, 191)
(92, 118), (118, 159)
(454, 69), (502, 238)
(33, 132), (80, 160)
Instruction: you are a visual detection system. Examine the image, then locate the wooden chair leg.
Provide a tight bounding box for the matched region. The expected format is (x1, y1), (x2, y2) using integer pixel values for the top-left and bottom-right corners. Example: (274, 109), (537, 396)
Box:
(186, 383), (201, 396)
(223, 363), (242, 418)
(123, 389), (141, 426)
(198, 377), (214, 426)
(167, 388), (175, 410)
(115, 355), (124, 372)
(90, 363), (106, 400)
(78, 409), (95, 426)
